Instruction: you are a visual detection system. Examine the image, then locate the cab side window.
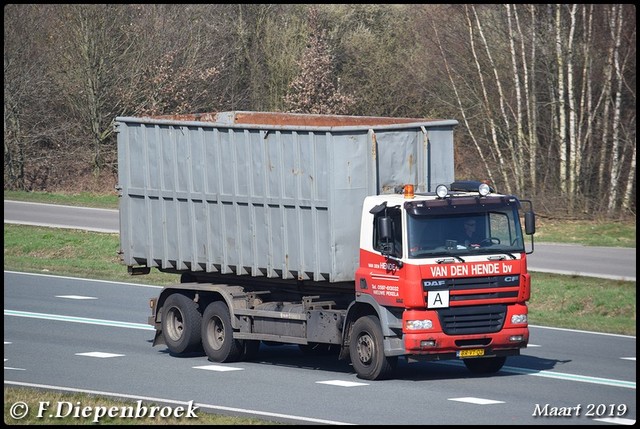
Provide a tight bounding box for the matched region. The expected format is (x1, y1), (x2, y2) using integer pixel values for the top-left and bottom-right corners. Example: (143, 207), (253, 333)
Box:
(373, 208), (402, 257)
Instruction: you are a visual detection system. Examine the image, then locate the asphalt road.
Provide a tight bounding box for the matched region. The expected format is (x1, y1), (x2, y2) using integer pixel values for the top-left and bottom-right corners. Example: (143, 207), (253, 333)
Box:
(4, 271), (636, 425)
(4, 200), (636, 281)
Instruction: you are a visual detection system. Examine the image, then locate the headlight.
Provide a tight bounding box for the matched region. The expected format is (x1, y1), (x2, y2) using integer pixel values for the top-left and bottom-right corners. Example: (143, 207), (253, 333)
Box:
(407, 319), (433, 330)
(479, 183), (491, 196)
(435, 184), (448, 198)
(511, 314), (527, 324)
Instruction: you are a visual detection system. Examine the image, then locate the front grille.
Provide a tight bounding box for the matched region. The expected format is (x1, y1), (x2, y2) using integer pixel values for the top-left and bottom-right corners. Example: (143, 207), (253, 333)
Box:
(423, 275), (519, 291)
(451, 291), (518, 301)
(438, 304), (506, 335)
(423, 275), (520, 303)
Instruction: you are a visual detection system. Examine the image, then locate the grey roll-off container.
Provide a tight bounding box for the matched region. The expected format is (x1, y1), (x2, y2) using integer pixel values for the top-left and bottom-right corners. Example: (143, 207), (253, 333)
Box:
(116, 111), (457, 284)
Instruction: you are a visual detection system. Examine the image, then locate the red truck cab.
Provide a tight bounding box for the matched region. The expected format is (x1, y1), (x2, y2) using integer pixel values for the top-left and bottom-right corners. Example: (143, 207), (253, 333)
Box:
(353, 181), (535, 378)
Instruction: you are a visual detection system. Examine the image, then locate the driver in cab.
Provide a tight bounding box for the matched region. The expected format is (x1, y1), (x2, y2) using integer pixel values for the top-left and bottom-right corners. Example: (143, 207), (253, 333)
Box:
(460, 219), (481, 248)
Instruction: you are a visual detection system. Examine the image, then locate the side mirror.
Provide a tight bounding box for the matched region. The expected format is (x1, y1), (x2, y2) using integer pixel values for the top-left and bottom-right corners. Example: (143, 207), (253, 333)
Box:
(379, 216), (393, 241)
(524, 212), (536, 235)
(377, 215), (403, 268)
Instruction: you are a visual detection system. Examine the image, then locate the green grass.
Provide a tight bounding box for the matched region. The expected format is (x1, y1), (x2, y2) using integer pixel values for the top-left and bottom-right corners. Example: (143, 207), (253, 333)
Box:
(534, 218), (636, 247)
(528, 273), (636, 335)
(3, 224), (178, 286)
(4, 190), (119, 209)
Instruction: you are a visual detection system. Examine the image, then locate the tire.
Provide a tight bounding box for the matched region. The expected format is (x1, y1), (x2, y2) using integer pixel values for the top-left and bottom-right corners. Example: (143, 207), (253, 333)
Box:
(349, 315), (397, 380)
(463, 356), (507, 374)
(161, 293), (202, 354)
(201, 301), (244, 363)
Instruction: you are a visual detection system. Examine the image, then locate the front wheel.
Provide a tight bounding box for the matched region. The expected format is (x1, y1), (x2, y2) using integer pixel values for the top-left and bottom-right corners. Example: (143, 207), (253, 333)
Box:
(463, 356), (507, 374)
(161, 293), (202, 354)
(349, 315), (397, 380)
(201, 301), (244, 363)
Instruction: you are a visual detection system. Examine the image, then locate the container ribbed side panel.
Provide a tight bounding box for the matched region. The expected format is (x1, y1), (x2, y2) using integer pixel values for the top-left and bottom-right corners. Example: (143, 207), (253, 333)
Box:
(119, 122), (340, 281)
(116, 114), (456, 283)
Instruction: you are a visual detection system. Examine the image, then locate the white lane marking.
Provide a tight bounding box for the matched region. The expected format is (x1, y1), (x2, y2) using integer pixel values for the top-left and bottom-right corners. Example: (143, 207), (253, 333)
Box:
(316, 380), (369, 387)
(76, 352), (125, 358)
(529, 324), (636, 339)
(593, 417), (636, 425)
(4, 366), (26, 371)
(437, 360), (636, 389)
(620, 357), (635, 361)
(4, 270), (163, 289)
(193, 364), (244, 372)
(449, 397), (504, 405)
(4, 309), (154, 330)
(527, 344), (541, 347)
(56, 295), (97, 300)
(3, 220), (118, 234)
(5, 341), (12, 344)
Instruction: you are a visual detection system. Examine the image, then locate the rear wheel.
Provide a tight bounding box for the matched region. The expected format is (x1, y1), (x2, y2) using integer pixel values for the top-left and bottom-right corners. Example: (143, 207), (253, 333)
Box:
(463, 356), (507, 374)
(201, 301), (244, 362)
(349, 315), (397, 380)
(161, 293), (202, 354)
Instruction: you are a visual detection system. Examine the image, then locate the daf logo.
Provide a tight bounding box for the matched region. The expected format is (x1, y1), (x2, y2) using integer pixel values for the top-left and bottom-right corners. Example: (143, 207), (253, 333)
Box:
(504, 276), (518, 282)
(424, 280), (446, 287)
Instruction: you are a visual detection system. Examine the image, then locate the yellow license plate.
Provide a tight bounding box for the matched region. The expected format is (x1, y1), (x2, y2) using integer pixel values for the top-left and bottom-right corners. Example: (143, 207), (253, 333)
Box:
(458, 349), (485, 358)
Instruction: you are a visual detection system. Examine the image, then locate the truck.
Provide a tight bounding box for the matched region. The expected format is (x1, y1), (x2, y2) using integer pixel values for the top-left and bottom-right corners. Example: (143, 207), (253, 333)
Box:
(116, 111), (536, 380)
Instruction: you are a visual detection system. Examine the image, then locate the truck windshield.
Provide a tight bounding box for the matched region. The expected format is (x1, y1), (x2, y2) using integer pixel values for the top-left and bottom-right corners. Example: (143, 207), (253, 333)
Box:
(406, 206), (524, 258)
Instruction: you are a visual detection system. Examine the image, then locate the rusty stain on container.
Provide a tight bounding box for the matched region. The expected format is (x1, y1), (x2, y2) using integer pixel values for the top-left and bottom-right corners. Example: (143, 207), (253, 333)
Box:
(233, 112), (430, 127)
(371, 132), (377, 160)
(148, 111), (435, 128)
(408, 153), (414, 175)
(151, 112), (220, 122)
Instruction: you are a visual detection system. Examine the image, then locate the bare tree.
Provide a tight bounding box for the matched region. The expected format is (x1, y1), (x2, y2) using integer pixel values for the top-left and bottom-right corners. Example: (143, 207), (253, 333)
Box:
(606, 4), (625, 214)
(4, 5), (38, 189)
(283, 7), (355, 114)
(431, 16), (497, 188)
(566, 4), (578, 210)
(4, 5), (71, 190)
(47, 5), (139, 173)
(4, 4), (635, 218)
(506, 4), (525, 192)
(621, 125), (636, 214)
